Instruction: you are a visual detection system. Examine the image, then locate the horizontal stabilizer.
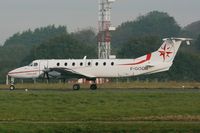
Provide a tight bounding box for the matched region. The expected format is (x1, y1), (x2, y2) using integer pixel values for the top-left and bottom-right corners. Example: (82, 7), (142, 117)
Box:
(163, 38), (193, 45)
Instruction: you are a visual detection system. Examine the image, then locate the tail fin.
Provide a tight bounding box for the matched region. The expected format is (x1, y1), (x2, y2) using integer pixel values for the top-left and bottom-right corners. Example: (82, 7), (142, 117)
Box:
(151, 38), (193, 63)
(146, 38), (192, 74)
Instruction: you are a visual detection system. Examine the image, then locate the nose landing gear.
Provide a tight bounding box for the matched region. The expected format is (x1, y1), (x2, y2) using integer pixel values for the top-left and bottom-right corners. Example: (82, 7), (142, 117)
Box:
(9, 81), (15, 90)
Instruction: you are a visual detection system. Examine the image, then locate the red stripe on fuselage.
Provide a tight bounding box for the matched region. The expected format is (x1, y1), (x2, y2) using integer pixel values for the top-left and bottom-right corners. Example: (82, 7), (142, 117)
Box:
(8, 70), (41, 75)
(119, 54), (151, 66)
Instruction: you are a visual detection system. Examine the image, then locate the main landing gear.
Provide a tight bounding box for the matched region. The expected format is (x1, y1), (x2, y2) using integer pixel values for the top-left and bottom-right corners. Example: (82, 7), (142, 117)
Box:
(73, 83), (97, 90)
(90, 84), (97, 90)
(73, 84), (80, 90)
(72, 79), (97, 90)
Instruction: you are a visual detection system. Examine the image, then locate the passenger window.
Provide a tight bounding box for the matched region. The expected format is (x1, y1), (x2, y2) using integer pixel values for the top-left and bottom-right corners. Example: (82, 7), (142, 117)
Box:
(57, 63), (60, 66)
(88, 62), (91, 66)
(111, 62), (114, 66)
(103, 62), (106, 66)
(95, 62), (98, 66)
(64, 63), (67, 66)
(72, 62), (75, 66)
(80, 62), (83, 66)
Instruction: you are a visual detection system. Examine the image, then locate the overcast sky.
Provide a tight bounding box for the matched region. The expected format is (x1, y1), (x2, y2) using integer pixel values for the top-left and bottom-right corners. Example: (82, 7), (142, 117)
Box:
(0, 0), (200, 45)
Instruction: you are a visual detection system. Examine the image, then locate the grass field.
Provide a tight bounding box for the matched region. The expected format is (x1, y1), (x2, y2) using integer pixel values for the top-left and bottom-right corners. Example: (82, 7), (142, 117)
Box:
(0, 85), (200, 132)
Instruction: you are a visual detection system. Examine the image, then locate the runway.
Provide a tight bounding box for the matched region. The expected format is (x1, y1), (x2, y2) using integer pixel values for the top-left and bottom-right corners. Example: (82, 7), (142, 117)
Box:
(1, 88), (200, 93)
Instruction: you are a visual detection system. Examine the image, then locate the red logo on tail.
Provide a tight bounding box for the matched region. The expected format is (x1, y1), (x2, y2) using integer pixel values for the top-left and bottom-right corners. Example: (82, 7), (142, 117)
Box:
(159, 43), (173, 61)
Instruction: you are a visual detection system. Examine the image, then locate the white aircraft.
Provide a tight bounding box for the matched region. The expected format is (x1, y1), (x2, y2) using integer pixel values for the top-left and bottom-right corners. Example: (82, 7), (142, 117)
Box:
(8, 38), (192, 90)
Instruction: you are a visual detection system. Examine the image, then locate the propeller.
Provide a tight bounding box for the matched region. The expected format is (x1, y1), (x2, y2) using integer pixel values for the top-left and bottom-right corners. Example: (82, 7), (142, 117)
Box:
(42, 67), (50, 83)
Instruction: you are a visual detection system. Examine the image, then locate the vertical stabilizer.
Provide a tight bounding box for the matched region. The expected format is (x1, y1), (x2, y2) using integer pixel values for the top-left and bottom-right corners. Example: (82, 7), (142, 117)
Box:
(151, 38), (192, 63)
(144, 38), (192, 74)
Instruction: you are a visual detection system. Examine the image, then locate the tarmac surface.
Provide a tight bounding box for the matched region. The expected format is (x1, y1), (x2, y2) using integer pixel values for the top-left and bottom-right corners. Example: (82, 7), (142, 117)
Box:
(1, 88), (200, 93)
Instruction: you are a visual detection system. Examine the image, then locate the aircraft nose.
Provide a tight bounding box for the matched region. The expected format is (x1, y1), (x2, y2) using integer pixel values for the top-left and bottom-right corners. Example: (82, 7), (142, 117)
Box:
(8, 66), (40, 79)
(8, 69), (19, 78)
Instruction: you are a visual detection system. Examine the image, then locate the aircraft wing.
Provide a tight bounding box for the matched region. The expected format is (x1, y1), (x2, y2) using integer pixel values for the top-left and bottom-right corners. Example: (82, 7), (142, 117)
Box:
(49, 67), (96, 79)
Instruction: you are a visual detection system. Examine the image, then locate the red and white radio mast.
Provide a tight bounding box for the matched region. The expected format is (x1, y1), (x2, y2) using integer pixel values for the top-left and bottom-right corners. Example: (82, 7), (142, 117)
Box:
(98, 0), (115, 59)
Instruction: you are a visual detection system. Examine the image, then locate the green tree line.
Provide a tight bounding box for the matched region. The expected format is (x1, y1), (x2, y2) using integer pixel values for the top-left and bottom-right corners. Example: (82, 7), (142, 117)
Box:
(0, 11), (200, 83)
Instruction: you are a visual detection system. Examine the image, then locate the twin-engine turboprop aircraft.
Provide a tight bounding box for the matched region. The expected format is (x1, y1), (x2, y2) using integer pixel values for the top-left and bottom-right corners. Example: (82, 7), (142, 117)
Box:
(8, 38), (192, 90)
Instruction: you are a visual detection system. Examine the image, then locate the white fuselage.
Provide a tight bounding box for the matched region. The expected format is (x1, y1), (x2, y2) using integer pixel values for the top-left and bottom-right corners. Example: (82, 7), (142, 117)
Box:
(8, 38), (191, 80)
(8, 55), (171, 79)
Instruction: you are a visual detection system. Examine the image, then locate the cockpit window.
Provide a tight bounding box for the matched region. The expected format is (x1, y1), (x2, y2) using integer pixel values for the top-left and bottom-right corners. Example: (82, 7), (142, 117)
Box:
(34, 63), (38, 66)
(29, 63), (33, 66)
(28, 62), (38, 67)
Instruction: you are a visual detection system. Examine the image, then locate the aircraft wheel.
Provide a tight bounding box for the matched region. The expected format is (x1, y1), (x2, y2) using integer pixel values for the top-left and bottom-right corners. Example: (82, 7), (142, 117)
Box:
(90, 84), (97, 90)
(73, 84), (80, 90)
(9, 85), (15, 90)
